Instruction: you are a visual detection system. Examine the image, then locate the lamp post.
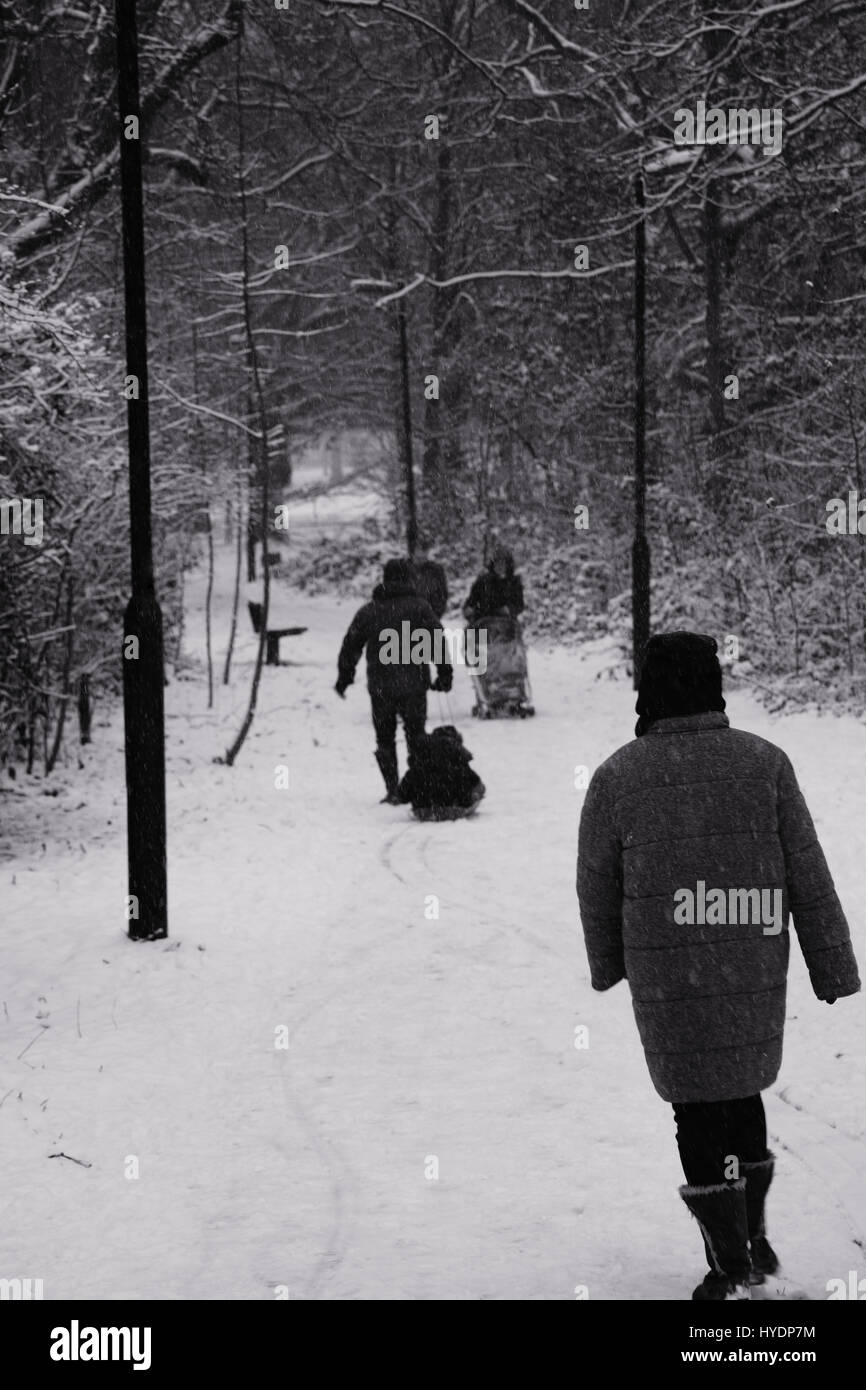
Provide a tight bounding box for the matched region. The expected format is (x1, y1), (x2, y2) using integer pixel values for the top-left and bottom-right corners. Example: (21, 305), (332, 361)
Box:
(116, 0), (168, 939)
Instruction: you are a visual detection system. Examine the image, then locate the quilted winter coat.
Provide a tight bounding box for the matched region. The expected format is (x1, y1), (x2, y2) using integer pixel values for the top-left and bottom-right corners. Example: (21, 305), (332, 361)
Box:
(576, 711), (860, 1103)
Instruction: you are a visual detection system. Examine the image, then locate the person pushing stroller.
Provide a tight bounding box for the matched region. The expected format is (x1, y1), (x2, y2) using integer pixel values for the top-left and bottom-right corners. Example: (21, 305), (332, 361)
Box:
(463, 542), (524, 628)
(463, 544), (534, 718)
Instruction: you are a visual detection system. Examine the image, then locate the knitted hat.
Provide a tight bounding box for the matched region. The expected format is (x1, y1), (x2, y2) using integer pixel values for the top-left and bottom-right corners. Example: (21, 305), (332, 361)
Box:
(635, 632), (725, 737)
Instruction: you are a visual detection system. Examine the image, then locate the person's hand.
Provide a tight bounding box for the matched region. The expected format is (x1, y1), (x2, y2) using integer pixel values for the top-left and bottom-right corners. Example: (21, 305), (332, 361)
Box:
(334, 681), (348, 699)
(824, 996), (837, 1005)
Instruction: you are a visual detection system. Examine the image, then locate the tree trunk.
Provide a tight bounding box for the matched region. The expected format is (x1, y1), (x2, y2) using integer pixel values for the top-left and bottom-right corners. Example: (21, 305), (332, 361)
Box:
(422, 136), (456, 529)
(192, 322), (215, 708)
(703, 176), (728, 507)
(225, 20), (271, 767)
(633, 171), (650, 686)
(246, 514), (257, 583)
(701, 2), (730, 512)
(397, 298), (417, 556)
(46, 579), (75, 774)
(77, 674), (92, 745)
(223, 463), (243, 686)
(204, 500), (215, 708)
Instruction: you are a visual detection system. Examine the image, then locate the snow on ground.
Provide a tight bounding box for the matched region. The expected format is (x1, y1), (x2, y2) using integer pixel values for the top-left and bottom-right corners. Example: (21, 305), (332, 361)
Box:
(1, 547), (863, 1301)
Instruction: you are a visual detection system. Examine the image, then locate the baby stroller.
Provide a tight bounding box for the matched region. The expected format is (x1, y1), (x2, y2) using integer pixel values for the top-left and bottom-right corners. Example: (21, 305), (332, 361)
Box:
(468, 612), (534, 719)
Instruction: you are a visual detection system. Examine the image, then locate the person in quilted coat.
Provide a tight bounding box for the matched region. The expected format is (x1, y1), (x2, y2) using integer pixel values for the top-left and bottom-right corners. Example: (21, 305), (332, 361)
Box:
(577, 632), (860, 1300)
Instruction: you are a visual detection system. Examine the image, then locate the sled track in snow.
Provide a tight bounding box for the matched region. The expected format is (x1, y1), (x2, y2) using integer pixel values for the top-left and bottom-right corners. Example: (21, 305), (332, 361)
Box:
(377, 806), (570, 962)
(267, 810), (578, 1297)
(775, 1083), (865, 1147)
(269, 816), (516, 1297)
(264, 820), (435, 1298)
(273, 1067), (358, 1300)
(412, 828), (565, 962)
(378, 820), (414, 886)
(768, 1086), (866, 1259)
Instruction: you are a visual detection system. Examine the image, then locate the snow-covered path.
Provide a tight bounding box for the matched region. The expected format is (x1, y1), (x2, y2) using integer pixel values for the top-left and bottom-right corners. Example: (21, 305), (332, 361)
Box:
(1, 552), (863, 1300)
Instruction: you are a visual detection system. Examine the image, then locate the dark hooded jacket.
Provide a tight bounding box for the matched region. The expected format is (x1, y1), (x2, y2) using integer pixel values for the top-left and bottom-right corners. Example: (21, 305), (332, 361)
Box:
(577, 633), (860, 1104)
(337, 567), (452, 697)
(463, 549), (524, 623)
(397, 726), (484, 809)
(411, 558), (449, 619)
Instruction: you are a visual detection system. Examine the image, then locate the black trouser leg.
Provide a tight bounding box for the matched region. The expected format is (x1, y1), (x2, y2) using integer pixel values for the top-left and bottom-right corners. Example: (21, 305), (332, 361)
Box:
(673, 1095), (769, 1187)
(371, 691), (398, 757)
(370, 692), (399, 794)
(374, 748), (399, 794)
(399, 690), (428, 762)
(371, 688), (428, 790)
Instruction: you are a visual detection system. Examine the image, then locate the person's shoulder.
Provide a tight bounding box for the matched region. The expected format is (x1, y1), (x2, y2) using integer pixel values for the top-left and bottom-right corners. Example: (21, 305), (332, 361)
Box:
(592, 738), (641, 784)
(351, 596), (378, 626)
(581, 743), (639, 813)
(591, 725), (790, 781)
(723, 725), (791, 773)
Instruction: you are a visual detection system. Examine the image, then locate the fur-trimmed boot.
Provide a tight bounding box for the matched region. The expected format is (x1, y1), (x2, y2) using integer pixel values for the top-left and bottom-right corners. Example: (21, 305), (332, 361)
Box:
(742, 1154), (808, 1300)
(680, 1178), (752, 1300)
(743, 1154), (779, 1279)
(374, 748), (401, 804)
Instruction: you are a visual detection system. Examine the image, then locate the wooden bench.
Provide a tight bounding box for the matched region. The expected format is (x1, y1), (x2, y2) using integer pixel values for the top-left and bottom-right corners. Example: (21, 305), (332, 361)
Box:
(247, 601), (307, 666)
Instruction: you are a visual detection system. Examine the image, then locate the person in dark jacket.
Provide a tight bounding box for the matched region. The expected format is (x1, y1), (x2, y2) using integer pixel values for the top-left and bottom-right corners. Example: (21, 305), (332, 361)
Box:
(577, 631), (860, 1301)
(396, 725), (485, 820)
(410, 538), (448, 619)
(335, 558), (452, 803)
(463, 543), (524, 628)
